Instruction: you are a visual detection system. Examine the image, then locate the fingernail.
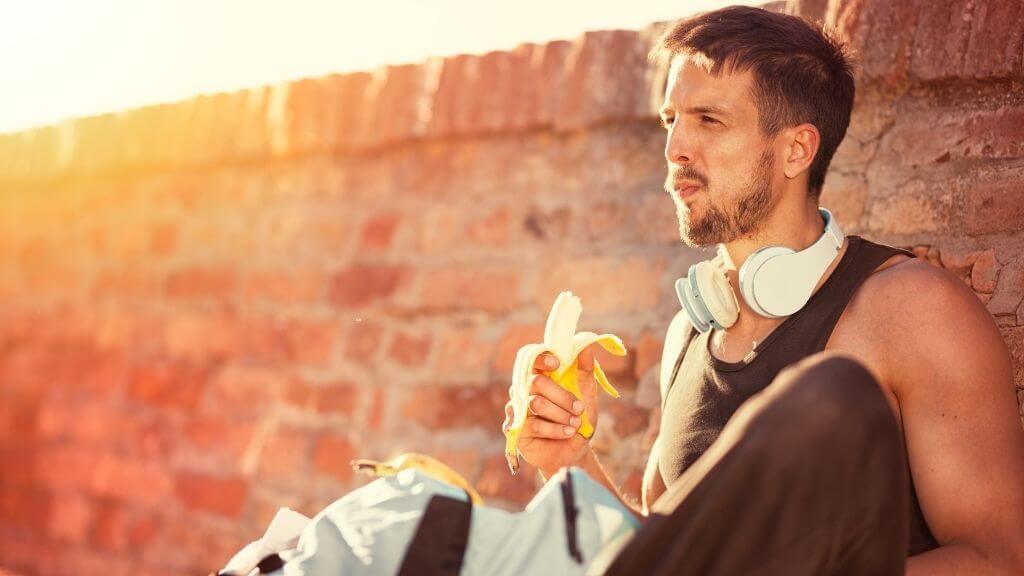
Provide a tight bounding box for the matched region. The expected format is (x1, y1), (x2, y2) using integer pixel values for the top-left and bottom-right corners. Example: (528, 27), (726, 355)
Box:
(563, 425), (574, 436)
(569, 416), (581, 427)
(572, 400), (584, 414)
(546, 356), (558, 368)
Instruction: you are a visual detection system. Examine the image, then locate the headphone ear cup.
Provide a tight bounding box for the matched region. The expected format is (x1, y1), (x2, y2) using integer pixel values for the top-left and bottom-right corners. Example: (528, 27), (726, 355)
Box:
(693, 260), (739, 329)
(676, 274), (711, 333)
(739, 245), (795, 317)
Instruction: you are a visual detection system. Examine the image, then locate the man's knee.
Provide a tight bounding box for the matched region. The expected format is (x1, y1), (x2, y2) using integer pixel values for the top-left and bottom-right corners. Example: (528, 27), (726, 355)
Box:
(742, 352), (900, 455)
(772, 352), (889, 421)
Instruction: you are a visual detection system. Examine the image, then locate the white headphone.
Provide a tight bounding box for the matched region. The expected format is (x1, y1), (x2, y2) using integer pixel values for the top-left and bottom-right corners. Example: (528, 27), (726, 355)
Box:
(675, 207), (845, 333)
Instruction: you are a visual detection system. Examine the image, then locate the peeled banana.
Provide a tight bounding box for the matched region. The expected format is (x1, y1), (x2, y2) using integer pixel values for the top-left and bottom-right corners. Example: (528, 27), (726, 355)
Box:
(504, 291), (627, 474)
(351, 452), (484, 505)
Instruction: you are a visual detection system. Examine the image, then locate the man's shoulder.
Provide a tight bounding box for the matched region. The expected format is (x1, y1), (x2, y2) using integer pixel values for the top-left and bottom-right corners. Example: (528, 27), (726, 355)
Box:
(840, 252), (998, 390)
(854, 255), (976, 325)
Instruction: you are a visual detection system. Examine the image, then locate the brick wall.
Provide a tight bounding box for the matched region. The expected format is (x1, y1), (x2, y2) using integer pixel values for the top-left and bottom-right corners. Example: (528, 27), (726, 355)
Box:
(0, 1), (1021, 574)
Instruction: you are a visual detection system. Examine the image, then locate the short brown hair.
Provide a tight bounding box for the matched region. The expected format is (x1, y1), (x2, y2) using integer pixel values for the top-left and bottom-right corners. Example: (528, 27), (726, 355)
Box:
(650, 5), (856, 200)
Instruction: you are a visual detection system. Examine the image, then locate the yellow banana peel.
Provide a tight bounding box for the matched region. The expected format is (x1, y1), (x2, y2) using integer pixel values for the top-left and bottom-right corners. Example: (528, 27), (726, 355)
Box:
(504, 291), (627, 474)
(351, 452), (484, 506)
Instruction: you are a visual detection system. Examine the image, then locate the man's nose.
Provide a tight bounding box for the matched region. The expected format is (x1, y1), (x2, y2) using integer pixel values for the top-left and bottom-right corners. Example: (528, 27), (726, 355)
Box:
(664, 125), (695, 165)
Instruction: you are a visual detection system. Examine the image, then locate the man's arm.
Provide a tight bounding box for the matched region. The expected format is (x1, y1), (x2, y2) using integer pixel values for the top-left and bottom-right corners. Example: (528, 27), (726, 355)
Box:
(879, 261), (1024, 575)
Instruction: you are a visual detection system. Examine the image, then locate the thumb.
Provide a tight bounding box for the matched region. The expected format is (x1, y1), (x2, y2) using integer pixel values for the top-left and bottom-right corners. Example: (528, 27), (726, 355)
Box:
(577, 344), (595, 374)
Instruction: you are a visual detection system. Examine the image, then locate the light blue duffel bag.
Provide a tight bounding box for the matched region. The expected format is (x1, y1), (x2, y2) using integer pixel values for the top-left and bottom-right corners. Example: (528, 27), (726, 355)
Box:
(219, 466), (640, 575)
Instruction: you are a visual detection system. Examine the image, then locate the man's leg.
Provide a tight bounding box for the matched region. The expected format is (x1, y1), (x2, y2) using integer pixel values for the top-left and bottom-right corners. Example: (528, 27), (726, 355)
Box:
(603, 352), (909, 576)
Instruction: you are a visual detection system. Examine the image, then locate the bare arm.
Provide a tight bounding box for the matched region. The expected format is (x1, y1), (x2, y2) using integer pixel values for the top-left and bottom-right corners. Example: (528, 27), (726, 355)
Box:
(879, 262), (1024, 575)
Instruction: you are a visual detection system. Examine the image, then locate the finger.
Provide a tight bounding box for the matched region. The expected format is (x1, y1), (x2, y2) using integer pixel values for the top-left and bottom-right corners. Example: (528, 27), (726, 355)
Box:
(533, 353), (560, 372)
(530, 374), (585, 415)
(524, 415), (577, 440)
(527, 394), (580, 427)
(577, 344), (594, 373)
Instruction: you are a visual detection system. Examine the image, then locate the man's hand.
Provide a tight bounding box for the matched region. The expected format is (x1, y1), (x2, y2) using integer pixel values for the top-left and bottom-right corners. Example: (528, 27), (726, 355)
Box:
(502, 346), (599, 478)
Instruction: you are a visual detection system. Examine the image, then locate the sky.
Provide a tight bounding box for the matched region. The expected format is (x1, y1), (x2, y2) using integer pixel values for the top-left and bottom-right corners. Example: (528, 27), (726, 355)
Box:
(0, 0), (760, 134)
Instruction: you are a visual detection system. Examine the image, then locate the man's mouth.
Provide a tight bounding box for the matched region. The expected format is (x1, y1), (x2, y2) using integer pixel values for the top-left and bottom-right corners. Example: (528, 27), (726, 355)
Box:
(674, 183), (701, 200)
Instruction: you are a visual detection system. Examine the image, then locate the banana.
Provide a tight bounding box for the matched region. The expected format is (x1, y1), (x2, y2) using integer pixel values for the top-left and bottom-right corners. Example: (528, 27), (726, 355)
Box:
(504, 291), (627, 474)
(351, 452), (484, 505)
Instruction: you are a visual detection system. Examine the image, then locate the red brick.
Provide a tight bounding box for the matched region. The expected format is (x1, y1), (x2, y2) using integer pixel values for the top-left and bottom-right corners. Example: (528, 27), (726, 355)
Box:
(92, 503), (130, 552)
(47, 493), (93, 544)
(281, 316), (339, 366)
(175, 472), (249, 517)
(939, 247), (980, 279)
(343, 318), (385, 366)
(367, 387), (387, 431)
(313, 435), (356, 485)
(328, 263), (408, 308)
(605, 400), (651, 438)
(205, 364), (286, 416)
(475, 452), (539, 506)
(165, 266), (237, 300)
(557, 30), (650, 130)
(358, 211), (402, 251)
(400, 384), (507, 431)
(148, 221), (178, 257)
(416, 207), (460, 254)
(419, 266), (521, 313)
(387, 330), (433, 367)
(128, 360), (211, 411)
(161, 310), (237, 363)
(492, 321), (546, 374)
(466, 206), (510, 246)
(581, 202), (631, 241)
(908, 0), (974, 82)
(963, 0), (1023, 79)
(286, 379), (359, 417)
(988, 258), (1024, 318)
(241, 267), (325, 304)
(435, 327), (497, 379)
(633, 330), (664, 381)
(36, 400), (139, 449)
(0, 487), (50, 537)
(971, 249), (1001, 293)
(34, 446), (99, 492)
(256, 427), (313, 482)
(90, 455), (175, 508)
(959, 109), (1024, 160)
(866, 180), (949, 235)
(966, 180), (1024, 235)
(235, 313), (293, 364)
(533, 257), (666, 315)
(184, 417), (255, 463)
(92, 267), (162, 299)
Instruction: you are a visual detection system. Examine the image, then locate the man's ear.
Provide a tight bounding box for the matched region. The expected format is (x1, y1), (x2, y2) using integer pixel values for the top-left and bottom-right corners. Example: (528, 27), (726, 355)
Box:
(783, 123), (820, 180)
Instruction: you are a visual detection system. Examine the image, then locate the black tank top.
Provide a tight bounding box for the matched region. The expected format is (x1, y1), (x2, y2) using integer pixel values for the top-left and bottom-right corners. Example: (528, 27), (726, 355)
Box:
(657, 235), (939, 556)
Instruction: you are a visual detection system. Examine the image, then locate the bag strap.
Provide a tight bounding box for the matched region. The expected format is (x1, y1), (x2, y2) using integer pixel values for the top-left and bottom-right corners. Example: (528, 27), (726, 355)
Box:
(397, 494), (473, 576)
(559, 470), (584, 564)
(662, 323), (697, 411)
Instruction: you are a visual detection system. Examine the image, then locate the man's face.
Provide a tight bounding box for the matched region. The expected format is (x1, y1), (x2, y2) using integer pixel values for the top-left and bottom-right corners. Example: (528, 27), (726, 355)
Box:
(660, 54), (778, 247)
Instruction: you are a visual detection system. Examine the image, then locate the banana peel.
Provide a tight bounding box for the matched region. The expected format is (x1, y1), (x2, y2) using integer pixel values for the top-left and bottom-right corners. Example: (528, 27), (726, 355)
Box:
(504, 291), (627, 474)
(352, 452), (484, 505)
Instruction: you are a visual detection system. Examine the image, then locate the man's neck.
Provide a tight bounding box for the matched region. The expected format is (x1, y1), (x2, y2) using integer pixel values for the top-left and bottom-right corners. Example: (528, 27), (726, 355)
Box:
(718, 200), (826, 337)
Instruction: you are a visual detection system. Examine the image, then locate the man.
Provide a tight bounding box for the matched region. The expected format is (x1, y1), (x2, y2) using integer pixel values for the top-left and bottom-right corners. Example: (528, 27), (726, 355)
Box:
(502, 5), (1024, 575)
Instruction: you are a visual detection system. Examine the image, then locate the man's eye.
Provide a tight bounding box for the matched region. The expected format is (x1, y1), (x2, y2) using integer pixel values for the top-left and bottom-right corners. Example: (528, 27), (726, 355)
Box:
(701, 115), (719, 125)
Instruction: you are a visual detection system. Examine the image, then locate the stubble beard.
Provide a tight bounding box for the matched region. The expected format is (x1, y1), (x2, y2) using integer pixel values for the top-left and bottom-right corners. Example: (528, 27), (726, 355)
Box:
(677, 147), (776, 247)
